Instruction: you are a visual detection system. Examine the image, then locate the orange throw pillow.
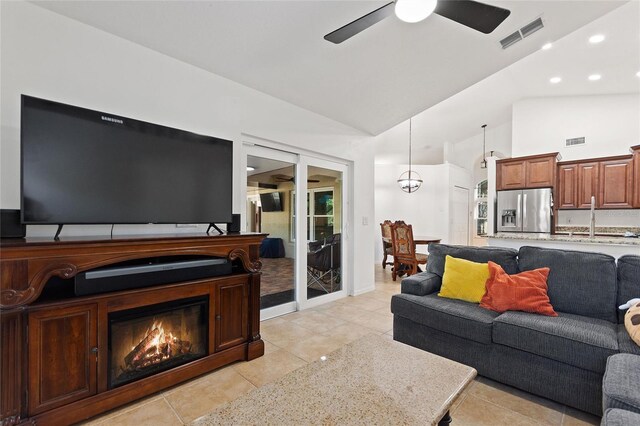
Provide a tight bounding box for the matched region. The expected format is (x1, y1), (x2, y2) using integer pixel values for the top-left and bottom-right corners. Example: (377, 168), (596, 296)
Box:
(480, 261), (557, 317)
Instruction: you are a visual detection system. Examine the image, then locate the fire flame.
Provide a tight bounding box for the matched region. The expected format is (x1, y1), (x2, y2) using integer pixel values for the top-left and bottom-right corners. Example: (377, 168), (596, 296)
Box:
(120, 318), (192, 376)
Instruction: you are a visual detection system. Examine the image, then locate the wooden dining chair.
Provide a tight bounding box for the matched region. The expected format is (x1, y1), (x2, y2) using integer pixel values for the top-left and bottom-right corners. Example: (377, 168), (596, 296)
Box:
(390, 221), (428, 281)
(380, 220), (394, 269)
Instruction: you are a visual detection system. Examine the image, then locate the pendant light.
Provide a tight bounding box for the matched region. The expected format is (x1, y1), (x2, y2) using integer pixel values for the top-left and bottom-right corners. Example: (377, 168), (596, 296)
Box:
(480, 124), (488, 169)
(397, 118), (423, 193)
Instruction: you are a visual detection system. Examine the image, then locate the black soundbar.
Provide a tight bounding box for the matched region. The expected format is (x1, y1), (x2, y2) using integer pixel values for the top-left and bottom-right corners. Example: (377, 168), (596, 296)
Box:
(74, 257), (231, 296)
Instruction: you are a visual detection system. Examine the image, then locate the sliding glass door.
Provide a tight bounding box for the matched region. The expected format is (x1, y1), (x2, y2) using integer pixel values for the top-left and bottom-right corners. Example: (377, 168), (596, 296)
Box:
(244, 146), (299, 318)
(244, 144), (349, 316)
(297, 158), (348, 308)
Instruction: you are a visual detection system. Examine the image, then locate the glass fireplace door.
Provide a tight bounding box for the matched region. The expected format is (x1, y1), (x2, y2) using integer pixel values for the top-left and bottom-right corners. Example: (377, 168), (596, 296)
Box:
(108, 296), (208, 388)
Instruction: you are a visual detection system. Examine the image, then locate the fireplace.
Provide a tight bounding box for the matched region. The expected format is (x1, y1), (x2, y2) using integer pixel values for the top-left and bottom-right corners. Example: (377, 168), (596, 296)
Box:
(108, 296), (208, 388)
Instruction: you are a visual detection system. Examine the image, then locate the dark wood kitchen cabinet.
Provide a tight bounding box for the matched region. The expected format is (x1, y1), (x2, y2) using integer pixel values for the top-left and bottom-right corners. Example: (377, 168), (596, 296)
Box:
(557, 157), (631, 210)
(557, 161), (600, 210)
(28, 304), (98, 415)
(497, 153), (559, 190)
(496, 159), (526, 190)
(599, 157), (634, 209)
(557, 164), (578, 209)
(576, 162), (599, 209)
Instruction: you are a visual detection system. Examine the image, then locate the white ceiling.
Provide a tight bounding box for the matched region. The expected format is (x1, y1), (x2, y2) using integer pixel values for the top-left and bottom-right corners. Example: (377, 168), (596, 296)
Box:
(33, 0), (627, 135)
(375, 0), (640, 165)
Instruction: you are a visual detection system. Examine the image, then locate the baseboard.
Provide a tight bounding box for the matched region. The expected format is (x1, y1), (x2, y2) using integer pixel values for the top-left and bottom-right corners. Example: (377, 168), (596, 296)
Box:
(353, 285), (375, 296)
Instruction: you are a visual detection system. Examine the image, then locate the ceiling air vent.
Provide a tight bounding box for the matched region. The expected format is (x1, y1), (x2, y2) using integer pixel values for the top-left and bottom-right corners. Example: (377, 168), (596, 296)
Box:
(500, 31), (522, 49)
(566, 137), (586, 147)
(520, 17), (544, 38)
(500, 17), (545, 49)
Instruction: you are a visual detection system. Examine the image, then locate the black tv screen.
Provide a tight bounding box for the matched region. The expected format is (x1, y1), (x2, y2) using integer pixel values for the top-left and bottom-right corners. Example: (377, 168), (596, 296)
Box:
(260, 192), (283, 212)
(21, 95), (233, 224)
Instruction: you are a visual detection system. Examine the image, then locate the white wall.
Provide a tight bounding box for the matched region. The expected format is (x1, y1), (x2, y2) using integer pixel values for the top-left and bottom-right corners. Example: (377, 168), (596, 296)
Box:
(512, 94), (640, 228)
(0, 1), (376, 294)
(512, 94), (640, 161)
(374, 163), (471, 263)
(448, 122), (513, 186)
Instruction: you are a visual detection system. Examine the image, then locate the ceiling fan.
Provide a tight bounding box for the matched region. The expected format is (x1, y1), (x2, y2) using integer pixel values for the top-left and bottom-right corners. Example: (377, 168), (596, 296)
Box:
(324, 0), (511, 44)
(274, 174), (321, 183)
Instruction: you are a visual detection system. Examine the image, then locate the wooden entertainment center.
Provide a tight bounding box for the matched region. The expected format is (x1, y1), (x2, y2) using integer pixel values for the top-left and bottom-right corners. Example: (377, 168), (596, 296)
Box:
(0, 233), (266, 425)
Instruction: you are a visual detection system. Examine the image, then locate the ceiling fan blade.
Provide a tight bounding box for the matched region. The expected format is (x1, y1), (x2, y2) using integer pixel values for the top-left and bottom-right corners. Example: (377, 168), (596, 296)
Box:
(434, 0), (511, 34)
(324, 2), (395, 44)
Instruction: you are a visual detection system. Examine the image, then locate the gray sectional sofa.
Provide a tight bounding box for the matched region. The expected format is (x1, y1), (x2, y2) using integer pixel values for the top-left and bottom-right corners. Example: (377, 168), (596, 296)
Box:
(602, 354), (640, 425)
(391, 244), (640, 416)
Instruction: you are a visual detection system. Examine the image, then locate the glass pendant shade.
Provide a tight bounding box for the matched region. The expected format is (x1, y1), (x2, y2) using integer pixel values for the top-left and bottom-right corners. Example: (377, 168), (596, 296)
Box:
(397, 117), (422, 193)
(398, 170), (423, 193)
(395, 0), (438, 23)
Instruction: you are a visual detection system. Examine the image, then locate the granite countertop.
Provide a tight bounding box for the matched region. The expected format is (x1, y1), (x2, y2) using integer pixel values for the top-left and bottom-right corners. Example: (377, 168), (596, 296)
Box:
(555, 226), (640, 236)
(491, 232), (640, 246)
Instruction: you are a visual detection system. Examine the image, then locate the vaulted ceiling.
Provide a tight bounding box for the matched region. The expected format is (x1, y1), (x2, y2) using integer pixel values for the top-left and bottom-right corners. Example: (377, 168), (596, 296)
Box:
(374, 0), (640, 165)
(33, 0), (627, 135)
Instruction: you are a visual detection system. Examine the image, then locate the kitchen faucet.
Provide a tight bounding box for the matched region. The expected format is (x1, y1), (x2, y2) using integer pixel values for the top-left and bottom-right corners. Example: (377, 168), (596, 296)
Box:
(589, 196), (596, 239)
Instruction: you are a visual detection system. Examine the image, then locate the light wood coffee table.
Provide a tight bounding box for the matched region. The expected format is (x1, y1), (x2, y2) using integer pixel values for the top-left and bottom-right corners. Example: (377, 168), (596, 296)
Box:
(193, 335), (476, 425)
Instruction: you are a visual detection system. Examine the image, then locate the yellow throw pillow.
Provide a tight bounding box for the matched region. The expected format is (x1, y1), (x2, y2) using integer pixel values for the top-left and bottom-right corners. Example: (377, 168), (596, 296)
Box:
(438, 255), (490, 303)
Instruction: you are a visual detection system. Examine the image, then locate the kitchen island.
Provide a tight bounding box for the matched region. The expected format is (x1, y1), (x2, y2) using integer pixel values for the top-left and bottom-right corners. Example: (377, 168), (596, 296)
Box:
(488, 232), (640, 258)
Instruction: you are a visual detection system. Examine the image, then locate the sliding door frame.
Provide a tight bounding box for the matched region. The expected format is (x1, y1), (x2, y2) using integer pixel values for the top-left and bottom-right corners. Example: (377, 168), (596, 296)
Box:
(296, 156), (349, 310)
(241, 136), (353, 318)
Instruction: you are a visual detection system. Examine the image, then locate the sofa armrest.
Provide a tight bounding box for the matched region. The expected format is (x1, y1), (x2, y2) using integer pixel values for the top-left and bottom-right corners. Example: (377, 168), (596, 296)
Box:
(400, 272), (442, 296)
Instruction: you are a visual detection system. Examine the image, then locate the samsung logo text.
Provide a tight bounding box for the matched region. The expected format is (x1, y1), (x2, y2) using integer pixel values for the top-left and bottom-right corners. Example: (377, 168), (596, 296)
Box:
(101, 116), (124, 124)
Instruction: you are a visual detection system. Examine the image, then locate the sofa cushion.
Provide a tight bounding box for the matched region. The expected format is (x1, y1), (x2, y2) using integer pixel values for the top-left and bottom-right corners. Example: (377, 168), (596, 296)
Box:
(517, 246), (617, 323)
(617, 255), (640, 323)
(426, 243), (519, 277)
(603, 354), (640, 414)
(391, 293), (499, 345)
(618, 324), (640, 356)
(401, 272), (442, 296)
(493, 311), (618, 373)
(601, 408), (640, 426)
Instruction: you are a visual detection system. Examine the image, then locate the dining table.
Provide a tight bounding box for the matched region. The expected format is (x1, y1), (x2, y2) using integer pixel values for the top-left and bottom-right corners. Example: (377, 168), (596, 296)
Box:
(382, 236), (442, 247)
(383, 236), (441, 276)
(412, 236), (442, 246)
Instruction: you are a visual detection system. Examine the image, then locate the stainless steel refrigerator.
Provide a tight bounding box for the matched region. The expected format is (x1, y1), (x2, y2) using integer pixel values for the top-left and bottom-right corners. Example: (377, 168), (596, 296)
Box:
(497, 188), (553, 233)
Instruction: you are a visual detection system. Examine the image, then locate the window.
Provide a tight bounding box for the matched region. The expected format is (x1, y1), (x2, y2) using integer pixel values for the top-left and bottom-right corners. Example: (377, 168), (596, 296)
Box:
(291, 187), (335, 242)
(474, 180), (488, 236)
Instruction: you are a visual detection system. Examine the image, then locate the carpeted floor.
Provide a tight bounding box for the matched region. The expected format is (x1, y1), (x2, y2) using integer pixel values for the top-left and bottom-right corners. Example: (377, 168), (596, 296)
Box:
(260, 256), (341, 309)
(260, 257), (294, 297)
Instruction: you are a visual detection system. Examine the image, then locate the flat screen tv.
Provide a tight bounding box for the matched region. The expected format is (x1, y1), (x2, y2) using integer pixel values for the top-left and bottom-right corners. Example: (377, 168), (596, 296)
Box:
(21, 95), (233, 225)
(259, 192), (283, 212)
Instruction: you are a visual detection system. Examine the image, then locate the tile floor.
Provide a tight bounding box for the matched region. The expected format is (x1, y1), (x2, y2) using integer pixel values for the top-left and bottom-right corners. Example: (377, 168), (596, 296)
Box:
(82, 266), (601, 425)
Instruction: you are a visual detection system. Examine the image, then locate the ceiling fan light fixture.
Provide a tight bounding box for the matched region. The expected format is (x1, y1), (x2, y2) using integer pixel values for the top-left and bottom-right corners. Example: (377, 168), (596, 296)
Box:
(395, 0), (438, 23)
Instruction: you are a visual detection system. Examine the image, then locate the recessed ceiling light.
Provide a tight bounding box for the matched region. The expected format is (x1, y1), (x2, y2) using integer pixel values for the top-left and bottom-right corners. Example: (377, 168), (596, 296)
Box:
(541, 43), (553, 50)
(549, 77), (562, 84)
(588, 74), (601, 81)
(589, 34), (605, 44)
(246, 166), (255, 171)
(636, 71), (640, 78)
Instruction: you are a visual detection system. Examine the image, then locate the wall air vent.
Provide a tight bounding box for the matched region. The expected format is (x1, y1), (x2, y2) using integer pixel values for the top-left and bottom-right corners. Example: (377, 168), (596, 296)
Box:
(500, 31), (523, 49)
(520, 17), (544, 38)
(566, 137), (586, 147)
